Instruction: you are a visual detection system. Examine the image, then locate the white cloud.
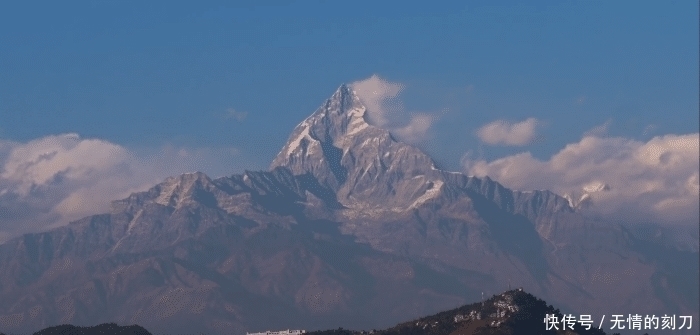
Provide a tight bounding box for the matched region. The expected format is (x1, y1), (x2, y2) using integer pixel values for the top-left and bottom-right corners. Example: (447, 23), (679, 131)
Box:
(350, 74), (436, 143)
(0, 134), (242, 243)
(224, 108), (248, 122)
(0, 134), (131, 197)
(462, 133), (700, 227)
(350, 74), (403, 127)
(476, 118), (541, 146)
(393, 113), (434, 144)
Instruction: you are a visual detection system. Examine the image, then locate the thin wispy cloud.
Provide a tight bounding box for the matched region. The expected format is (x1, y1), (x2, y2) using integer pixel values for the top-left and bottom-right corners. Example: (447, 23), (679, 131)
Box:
(643, 124), (658, 136)
(350, 74), (437, 144)
(224, 108), (248, 122)
(583, 119), (613, 137)
(393, 114), (434, 144)
(476, 118), (542, 146)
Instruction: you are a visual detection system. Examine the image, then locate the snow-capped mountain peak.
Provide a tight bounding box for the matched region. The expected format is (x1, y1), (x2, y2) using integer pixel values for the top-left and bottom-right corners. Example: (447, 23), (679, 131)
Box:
(278, 85), (372, 158)
(563, 181), (611, 209)
(270, 84), (442, 209)
(274, 86), (366, 160)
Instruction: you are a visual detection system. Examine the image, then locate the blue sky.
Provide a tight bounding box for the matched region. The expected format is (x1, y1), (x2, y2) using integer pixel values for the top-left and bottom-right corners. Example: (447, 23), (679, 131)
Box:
(0, 1), (698, 241)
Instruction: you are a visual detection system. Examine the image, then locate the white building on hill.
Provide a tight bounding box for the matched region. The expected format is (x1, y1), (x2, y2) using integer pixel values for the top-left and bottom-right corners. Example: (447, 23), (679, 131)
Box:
(246, 330), (306, 335)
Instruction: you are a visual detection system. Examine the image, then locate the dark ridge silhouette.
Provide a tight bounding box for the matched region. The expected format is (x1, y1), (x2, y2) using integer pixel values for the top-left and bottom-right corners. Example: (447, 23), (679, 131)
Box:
(28, 323), (152, 335)
(308, 289), (613, 335)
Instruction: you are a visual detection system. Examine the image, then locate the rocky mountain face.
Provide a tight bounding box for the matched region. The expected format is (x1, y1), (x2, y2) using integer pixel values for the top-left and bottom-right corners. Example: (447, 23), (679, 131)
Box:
(0, 86), (697, 335)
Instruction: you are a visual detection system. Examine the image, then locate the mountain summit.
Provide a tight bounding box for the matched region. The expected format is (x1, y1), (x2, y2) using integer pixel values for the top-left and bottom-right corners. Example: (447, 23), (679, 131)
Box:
(271, 85), (441, 211)
(0, 84), (696, 335)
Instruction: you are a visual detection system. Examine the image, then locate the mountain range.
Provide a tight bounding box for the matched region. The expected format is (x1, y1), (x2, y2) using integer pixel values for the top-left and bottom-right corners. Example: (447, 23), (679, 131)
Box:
(0, 85), (696, 335)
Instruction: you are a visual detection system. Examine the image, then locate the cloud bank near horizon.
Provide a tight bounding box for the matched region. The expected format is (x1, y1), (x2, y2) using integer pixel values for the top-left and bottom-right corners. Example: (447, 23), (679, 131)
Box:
(0, 134), (242, 243)
(463, 132), (700, 228)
